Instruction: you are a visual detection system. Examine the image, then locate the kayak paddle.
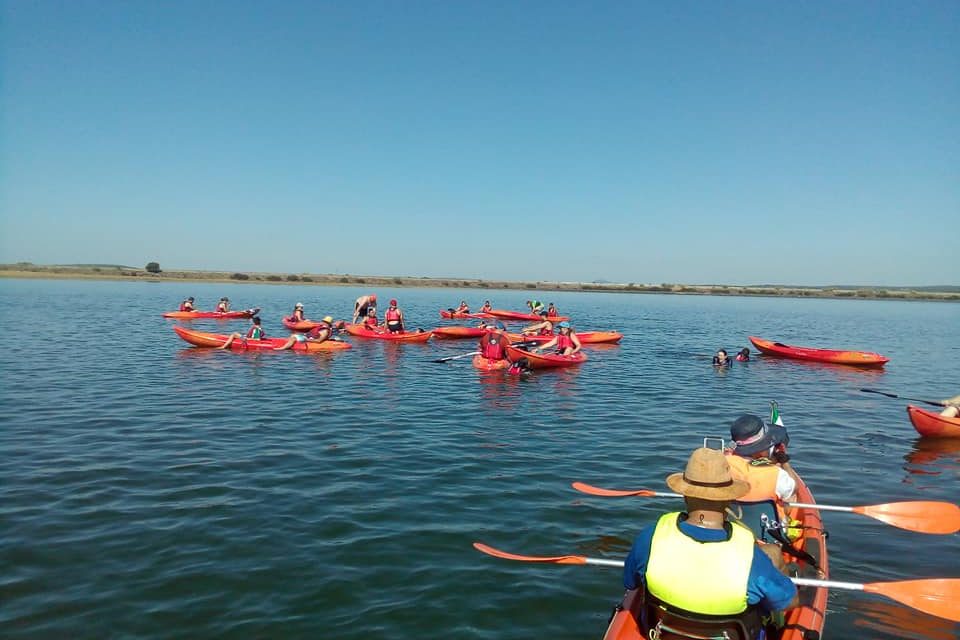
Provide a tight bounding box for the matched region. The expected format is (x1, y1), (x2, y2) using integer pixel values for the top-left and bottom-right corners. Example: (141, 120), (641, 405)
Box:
(433, 351), (480, 363)
(860, 388), (945, 408)
(571, 482), (960, 535)
(472, 542), (960, 622)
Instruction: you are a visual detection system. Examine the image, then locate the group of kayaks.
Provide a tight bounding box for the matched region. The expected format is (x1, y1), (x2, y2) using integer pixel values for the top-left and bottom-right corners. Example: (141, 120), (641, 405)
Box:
(164, 304), (623, 370)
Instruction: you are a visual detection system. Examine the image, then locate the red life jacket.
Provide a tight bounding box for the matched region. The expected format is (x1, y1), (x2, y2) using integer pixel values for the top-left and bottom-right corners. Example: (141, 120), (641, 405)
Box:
(481, 334), (506, 360)
(385, 308), (401, 322)
(246, 325), (264, 339)
(306, 322), (331, 338)
(556, 333), (574, 351)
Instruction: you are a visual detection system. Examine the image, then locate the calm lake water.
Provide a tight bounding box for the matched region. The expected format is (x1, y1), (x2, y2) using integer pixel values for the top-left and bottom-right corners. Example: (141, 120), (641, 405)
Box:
(1, 278), (958, 639)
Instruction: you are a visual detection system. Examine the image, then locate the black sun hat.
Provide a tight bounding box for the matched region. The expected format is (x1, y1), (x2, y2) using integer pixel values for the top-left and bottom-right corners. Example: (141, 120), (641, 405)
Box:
(730, 414), (788, 456)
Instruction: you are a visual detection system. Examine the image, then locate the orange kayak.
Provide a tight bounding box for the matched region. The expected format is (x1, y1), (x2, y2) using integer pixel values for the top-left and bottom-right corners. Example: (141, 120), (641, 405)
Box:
(602, 473), (828, 640)
(472, 355), (510, 370)
(488, 309), (570, 322)
(344, 324), (433, 342)
(749, 336), (889, 367)
(172, 326), (351, 352)
(434, 326), (489, 340)
(506, 331), (623, 345)
(907, 405), (960, 438)
(439, 310), (495, 319)
(283, 317), (323, 332)
(504, 345), (587, 369)
(163, 308), (260, 319)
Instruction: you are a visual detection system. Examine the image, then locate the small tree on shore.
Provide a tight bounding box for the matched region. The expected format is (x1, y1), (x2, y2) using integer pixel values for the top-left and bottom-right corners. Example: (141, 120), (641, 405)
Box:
(145, 262), (161, 273)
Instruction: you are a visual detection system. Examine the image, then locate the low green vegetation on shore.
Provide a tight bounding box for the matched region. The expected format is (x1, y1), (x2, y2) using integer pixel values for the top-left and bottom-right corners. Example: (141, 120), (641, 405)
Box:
(2, 262), (957, 302)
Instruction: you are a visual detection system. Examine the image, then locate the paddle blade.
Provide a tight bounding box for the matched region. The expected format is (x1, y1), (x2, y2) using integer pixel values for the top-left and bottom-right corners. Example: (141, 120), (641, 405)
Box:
(572, 481), (657, 497)
(865, 579), (960, 622)
(472, 542), (588, 565)
(855, 502), (960, 535)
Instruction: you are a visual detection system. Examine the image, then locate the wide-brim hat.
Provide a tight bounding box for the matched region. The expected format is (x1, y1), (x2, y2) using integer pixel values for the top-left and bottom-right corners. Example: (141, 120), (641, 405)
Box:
(730, 414), (788, 456)
(665, 447), (749, 501)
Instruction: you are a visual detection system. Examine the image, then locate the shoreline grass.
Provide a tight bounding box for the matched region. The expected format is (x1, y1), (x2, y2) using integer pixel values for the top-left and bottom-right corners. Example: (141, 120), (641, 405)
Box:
(1, 263), (957, 302)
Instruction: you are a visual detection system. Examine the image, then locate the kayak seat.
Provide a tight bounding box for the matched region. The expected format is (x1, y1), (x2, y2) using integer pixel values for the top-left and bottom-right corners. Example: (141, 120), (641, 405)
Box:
(732, 500), (782, 542)
(639, 589), (762, 640)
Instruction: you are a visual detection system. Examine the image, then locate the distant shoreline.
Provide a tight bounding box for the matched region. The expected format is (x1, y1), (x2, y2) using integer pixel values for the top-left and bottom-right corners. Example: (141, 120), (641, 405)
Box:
(1, 264), (958, 302)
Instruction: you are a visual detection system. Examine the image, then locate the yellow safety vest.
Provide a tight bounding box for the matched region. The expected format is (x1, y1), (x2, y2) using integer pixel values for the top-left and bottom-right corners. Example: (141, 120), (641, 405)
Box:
(645, 512), (755, 615)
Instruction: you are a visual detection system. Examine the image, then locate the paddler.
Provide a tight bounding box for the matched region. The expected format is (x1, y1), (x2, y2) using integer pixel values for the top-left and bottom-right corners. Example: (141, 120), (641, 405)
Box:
(352, 293), (377, 324)
(216, 297), (230, 312)
(520, 311), (554, 336)
(941, 394), (960, 418)
(480, 300), (493, 313)
(289, 302), (306, 323)
(179, 297), (195, 311)
(384, 299), (405, 334)
(454, 300), (470, 314)
(622, 448), (797, 638)
(526, 299), (544, 314)
(533, 321), (581, 356)
(725, 414), (805, 556)
(478, 328), (509, 363)
(219, 316), (265, 349)
(361, 307), (382, 332)
(546, 302), (559, 317)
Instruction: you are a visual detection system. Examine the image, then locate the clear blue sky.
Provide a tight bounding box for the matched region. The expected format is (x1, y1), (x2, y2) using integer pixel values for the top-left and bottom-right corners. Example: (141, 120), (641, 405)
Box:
(2, 1), (958, 286)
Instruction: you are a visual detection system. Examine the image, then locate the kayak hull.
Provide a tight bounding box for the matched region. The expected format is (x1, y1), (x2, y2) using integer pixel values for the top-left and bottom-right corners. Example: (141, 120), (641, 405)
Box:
(488, 309), (570, 322)
(283, 318), (322, 332)
(907, 405), (960, 438)
(472, 355), (510, 370)
(602, 473), (828, 640)
(344, 324), (433, 342)
(749, 336), (888, 367)
(163, 308), (260, 319)
(504, 345), (587, 369)
(506, 331), (623, 345)
(439, 310), (495, 319)
(172, 326), (351, 352)
(434, 326), (489, 339)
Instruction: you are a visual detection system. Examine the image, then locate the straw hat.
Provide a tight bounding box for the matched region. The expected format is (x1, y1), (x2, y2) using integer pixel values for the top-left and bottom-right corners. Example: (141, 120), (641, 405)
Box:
(666, 448), (749, 501)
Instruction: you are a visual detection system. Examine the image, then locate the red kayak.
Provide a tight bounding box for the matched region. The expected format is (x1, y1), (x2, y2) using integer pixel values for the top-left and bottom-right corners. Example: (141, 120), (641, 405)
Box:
(907, 405), (960, 438)
(749, 336), (889, 367)
(163, 308), (260, 319)
(488, 309), (570, 322)
(283, 317), (322, 332)
(504, 345), (587, 369)
(172, 326), (351, 352)
(345, 324), (433, 342)
(439, 310), (495, 319)
(506, 331), (623, 345)
(434, 326), (489, 340)
(472, 355), (510, 371)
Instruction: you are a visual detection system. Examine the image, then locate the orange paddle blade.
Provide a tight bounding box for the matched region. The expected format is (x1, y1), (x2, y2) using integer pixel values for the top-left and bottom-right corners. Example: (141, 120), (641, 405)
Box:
(855, 501), (960, 535)
(472, 542), (588, 564)
(571, 481), (658, 497)
(865, 579), (960, 623)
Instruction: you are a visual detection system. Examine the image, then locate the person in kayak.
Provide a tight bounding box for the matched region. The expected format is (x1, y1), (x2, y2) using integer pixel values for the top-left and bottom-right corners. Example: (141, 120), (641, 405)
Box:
(289, 302), (306, 323)
(622, 447), (797, 639)
(520, 312), (554, 336)
(533, 321), (581, 356)
(526, 299), (544, 314)
(480, 300), (493, 313)
(179, 297), (195, 312)
(216, 297), (230, 312)
(941, 394), (960, 418)
(735, 348), (751, 362)
(725, 414), (803, 547)
(352, 294), (377, 324)
(361, 307), (382, 331)
(713, 349), (731, 366)
(384, 299), (405, 333)
(546, 302), (559, 317)
(453, 300), (470, 314)
(218, 316), (265, 349)
(478, 329), (509, 362)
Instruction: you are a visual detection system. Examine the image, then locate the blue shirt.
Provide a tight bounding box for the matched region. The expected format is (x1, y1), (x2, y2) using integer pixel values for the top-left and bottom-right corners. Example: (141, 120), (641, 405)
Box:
(623, 517), (797, 613)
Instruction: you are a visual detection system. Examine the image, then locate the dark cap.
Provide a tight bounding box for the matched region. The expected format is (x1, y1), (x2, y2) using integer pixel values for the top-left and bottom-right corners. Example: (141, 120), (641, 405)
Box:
(730, 414), (788, 456)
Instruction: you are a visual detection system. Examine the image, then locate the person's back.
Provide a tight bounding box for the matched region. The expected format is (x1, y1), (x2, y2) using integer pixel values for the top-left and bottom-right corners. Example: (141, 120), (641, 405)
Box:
(623, 448), (796, 638)
(180, 297), (195, 311)
(246, 318), (264, 340)
(479, 331), (507, 360)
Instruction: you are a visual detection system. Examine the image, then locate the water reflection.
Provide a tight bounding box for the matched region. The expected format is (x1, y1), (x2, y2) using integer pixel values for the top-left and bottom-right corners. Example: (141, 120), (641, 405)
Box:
(902, 438), (960, 484)
(757, 356), (889, 381)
